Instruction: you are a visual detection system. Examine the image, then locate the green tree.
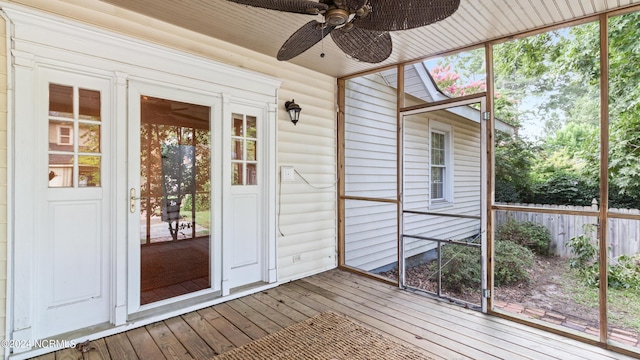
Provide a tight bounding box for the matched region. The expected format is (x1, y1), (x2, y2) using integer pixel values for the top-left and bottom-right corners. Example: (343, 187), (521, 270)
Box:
(431, 12), (640, 207)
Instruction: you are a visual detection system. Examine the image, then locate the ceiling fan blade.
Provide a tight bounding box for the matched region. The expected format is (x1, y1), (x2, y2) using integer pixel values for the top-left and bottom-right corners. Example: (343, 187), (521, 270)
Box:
(355, 0), (460, 31)
(330, 27), (392, 63)
(277, 21), (335, 61)
(226, 0), (328, 15)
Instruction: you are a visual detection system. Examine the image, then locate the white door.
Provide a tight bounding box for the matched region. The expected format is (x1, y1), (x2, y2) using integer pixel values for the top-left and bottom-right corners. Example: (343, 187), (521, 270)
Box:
(126, 81), (222, 311)
(225, 107), (266, 290)
(33, 68), (112, 338)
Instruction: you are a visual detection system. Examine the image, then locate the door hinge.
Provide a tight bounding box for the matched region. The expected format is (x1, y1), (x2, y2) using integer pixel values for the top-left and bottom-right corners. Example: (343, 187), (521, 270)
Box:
(483, 289), (491, 298)
(482, 111), (491, 121)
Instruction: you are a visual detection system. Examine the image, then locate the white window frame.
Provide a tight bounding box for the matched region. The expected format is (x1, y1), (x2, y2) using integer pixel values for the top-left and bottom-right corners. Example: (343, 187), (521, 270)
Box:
(429, 120), (453, 207)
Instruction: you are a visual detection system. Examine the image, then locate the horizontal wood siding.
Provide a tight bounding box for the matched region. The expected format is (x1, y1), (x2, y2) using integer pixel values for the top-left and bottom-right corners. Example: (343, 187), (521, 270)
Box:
(403, 109), (482, 261)
(7, 0), (338, 285)
(344, 73), (483, 272)
(343, 73), (398, 271)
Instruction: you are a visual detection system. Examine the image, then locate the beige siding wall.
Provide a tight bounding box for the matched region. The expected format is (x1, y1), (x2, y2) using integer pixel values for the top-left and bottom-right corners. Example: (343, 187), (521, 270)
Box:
(1, 0), (337, 339)
(344, 72), (482, 272)
(343, 73), (398, 271)
(0, 15), (6, 343)
(403, 110), (482, 249)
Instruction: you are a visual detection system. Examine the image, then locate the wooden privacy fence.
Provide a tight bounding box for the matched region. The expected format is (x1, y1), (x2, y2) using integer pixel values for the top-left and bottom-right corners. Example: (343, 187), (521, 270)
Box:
(494, 202), (640, 259)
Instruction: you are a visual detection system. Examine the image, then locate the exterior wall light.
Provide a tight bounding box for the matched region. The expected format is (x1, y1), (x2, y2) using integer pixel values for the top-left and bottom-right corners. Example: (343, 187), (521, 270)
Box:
(285, 99), (301, 125)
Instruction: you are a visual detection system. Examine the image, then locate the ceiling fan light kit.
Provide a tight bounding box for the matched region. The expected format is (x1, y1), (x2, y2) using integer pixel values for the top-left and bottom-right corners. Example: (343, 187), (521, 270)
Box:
(227, 0), (460, 63)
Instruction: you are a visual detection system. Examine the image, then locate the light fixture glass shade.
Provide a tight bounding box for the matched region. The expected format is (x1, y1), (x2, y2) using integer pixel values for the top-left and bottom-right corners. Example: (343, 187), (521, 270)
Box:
(285, 100), (301, 125)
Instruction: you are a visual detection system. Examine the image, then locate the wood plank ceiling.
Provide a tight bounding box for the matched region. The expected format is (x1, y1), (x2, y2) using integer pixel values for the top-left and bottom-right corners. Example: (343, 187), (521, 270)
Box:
(97, 0), (640, 78)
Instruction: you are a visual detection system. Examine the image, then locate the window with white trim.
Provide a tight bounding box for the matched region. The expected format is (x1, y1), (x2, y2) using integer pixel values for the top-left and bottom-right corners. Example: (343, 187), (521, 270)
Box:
(57, 125), (73, 145)
(429, 121), (453, 205)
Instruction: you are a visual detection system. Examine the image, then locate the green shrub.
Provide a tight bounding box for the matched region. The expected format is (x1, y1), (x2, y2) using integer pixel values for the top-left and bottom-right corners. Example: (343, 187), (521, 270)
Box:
(436, 240), (534, 292)
(566, 227), (597, 269)
(438, 243), (482, 292)
(494, 240), (535, 287)
(496, 219), (552, 256)
(567, 226), (640, 290)
(609, 255), (640, 290)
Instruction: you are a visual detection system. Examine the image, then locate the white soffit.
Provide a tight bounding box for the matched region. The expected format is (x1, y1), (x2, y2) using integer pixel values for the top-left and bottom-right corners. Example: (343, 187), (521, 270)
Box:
(88, 0), (640, 78)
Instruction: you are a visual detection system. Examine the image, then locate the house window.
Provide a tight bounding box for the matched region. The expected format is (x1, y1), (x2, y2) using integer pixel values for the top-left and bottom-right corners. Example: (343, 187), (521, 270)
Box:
(48, 83), (102, 188)
(57, 125), (73, 145)
(231, 113), (257, 185)
(430, 122), (452, 205)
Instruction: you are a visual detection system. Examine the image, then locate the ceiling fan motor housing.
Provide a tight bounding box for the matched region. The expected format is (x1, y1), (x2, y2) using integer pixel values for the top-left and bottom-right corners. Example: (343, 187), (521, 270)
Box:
(325, 8), (350, 26)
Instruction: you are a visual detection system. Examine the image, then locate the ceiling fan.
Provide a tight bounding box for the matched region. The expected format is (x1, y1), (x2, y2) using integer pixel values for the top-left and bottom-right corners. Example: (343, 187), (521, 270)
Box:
(226, 0), (461, 63)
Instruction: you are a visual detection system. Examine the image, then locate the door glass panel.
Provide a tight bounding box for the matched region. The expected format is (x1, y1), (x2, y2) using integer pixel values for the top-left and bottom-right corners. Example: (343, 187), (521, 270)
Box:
(78, 155), (101, 187)
(246, 116), (257, 137)
(49, 84), (73, 118)
(247, 140), (256, 161)
(233, 115), (244, 136)
(48, 84), (102, 188)
(49, 120), (74, 151)
(139, 95), (211, 305)
(232, 139), (243, 160)
(231, 113), (258, 186)
(78, 123), (101, 153)
(78, 88), (101, 120)
(232, 163), (243, 185)
(246, 163), (257, 185)
(48, 154), (73, 187)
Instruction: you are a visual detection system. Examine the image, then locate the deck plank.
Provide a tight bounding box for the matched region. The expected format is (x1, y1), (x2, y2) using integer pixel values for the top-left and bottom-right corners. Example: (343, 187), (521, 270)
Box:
(197, 307), (252, 347)
(85, 338), (111, 360)
(145, 321), (192, 360)
(164, 316), (217, 359)
(321, 271), (566, 359)
(250, 291), (309, 323)
(261, 287), (321, 318)
(278, 282), (454, 360)
(34, 269), (638, 360)
(214, 302), (272, 338)
(327, 270), (629, 360)
(225, 298), (283, 335)
(181, 311), (235, 355)
(103, 333), (137, 360)
(307, 272), (533, 360)
(126, 326), (165, 360)
(290, 280), (483, 360)
(237, 295), (297, 328)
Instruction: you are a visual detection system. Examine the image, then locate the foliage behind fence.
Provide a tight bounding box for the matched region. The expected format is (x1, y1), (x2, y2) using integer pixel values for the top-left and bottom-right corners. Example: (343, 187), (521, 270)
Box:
(495, 203), (640, 258)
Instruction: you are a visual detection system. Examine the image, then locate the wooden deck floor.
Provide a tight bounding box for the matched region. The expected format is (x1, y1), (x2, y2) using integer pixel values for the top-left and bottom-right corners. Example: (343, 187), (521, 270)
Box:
(32, 269), (636, 360)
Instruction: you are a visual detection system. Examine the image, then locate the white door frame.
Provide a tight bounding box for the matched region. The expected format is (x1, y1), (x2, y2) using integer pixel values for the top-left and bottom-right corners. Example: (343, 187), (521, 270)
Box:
(126, 79), (223, 314)
(221, 99), (277, 294)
